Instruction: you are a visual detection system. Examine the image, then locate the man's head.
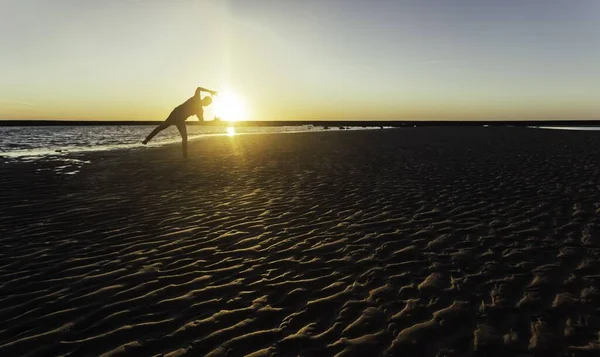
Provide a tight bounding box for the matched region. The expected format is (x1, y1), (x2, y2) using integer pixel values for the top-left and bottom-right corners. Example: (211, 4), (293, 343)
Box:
(202, 96), (213, 106)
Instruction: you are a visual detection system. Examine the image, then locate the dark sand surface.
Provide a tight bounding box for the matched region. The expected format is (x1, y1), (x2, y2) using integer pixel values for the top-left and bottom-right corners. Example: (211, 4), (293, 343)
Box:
(2, 127), (600, 357)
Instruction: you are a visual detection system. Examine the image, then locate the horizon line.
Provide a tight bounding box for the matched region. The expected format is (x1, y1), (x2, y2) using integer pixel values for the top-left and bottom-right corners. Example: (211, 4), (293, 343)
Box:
(1, 119), (600, 128)
(2, 118), (600, 122)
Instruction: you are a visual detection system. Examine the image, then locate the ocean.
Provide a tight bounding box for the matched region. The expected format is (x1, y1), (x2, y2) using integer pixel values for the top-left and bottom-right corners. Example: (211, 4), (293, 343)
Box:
(0, 124), (371, 159)
(0, 124), (379, 175)
(1, 124), (597, 174)
(2, 125), (599, 159)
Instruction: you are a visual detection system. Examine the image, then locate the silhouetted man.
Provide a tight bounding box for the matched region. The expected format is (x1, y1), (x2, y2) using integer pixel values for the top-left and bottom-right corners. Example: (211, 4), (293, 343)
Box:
(143, 86), (217, 158)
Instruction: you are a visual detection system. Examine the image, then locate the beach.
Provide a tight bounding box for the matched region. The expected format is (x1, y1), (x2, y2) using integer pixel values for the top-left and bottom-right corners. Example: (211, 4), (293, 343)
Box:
(2, 127), (600, 356)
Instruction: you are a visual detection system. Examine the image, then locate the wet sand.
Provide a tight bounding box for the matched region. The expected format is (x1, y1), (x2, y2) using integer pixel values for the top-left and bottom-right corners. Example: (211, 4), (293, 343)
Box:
(2, 127), (600, 356)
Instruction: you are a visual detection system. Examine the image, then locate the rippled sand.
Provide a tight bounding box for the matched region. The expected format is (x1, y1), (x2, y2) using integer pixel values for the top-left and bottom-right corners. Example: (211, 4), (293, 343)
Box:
(2, 128), (600, 356)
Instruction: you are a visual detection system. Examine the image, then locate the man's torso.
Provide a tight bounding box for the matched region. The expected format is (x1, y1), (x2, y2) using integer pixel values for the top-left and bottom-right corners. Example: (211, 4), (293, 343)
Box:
(169, 96), (201, 122)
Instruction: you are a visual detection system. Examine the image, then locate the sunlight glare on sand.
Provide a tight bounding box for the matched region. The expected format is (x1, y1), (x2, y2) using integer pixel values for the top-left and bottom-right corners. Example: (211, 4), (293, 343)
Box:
(226, 126), (236, 136)
(213, 90), (248, 122)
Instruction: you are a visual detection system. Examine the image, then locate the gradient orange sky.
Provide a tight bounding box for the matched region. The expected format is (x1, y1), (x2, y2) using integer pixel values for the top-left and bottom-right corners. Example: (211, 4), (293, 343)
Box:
(2, 0), (600, 121)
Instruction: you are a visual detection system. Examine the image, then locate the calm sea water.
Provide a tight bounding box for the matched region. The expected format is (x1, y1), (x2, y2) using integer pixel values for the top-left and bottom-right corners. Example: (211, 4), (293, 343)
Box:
(1, 125), (597, 173)
(0, 124), (371, 159)
(2, 125), (599, 158)
(1, 124), (378, 174)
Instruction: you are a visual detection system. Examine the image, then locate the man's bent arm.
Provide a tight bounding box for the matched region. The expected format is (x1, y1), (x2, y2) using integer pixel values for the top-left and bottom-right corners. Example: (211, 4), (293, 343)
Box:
(196, 87), (217, 96)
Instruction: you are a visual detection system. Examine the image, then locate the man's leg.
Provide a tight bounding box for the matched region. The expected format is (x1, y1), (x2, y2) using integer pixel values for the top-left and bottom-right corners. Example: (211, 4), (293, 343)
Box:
(143, 122), (170, 144)
(176, 122), (188, 158)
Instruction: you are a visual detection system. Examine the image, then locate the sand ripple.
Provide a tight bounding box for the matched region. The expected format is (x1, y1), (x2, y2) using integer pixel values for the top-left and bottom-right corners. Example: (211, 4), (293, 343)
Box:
(1, 128), (600, 356)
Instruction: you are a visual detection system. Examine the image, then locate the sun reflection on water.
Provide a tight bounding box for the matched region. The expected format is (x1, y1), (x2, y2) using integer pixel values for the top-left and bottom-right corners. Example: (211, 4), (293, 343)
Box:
(226, 126), (236, 136)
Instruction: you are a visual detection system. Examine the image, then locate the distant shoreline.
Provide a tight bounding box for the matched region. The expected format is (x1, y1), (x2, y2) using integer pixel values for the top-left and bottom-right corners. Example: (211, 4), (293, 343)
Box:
(1, 119), (600, 127)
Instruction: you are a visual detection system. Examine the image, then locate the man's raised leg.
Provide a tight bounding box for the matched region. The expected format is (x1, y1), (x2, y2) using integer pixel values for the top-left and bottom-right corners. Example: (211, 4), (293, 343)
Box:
(143, 122), (169, 144)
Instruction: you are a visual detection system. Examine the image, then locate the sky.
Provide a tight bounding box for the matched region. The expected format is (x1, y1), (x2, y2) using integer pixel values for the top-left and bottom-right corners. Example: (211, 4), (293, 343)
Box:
(1, 0), (600, 121)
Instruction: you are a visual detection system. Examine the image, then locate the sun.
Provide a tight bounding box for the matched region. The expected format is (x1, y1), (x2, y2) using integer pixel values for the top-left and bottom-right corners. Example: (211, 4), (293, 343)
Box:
(212, 91), (248, 122)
